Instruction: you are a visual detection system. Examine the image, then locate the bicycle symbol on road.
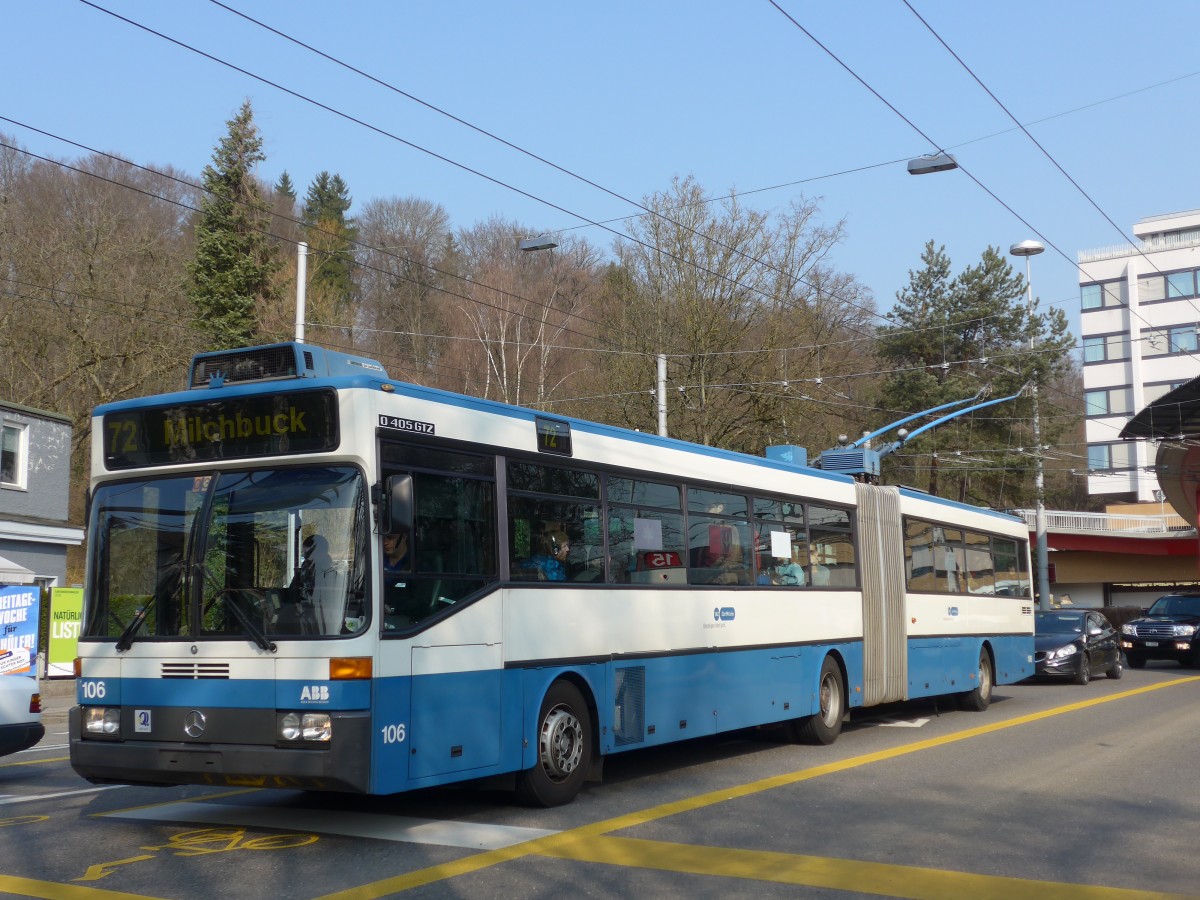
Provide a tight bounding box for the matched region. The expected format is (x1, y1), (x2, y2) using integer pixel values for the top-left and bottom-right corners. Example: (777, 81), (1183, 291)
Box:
(76, 826), (319, 881)
(143, 827), (319, 855)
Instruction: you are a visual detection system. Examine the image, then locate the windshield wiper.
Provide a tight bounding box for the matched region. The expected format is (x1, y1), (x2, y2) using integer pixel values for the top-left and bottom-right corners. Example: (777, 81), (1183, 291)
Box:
(115, 601), (154, 652)
(222, 594), (278, 653)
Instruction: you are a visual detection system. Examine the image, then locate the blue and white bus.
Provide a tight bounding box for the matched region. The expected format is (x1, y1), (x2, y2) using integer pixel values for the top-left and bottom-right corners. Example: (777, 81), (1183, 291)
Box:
(70, 342), (1034, 806)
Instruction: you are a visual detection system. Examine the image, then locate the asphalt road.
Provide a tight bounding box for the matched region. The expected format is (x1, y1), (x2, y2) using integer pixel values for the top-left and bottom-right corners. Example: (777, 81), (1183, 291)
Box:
(3, 664), (1198, 899)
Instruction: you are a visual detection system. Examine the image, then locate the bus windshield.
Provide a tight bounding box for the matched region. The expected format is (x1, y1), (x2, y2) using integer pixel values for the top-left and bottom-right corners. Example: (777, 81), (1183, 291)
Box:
(84, 465), (368, 643)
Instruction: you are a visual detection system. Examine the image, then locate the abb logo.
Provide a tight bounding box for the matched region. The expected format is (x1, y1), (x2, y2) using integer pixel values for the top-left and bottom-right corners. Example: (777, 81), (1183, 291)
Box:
(300, 685), (330, 702)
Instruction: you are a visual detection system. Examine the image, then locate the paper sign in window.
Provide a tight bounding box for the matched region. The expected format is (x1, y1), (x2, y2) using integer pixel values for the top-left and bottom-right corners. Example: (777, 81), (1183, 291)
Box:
(634, 517), (663, 550)
(770, 530), (791, 559)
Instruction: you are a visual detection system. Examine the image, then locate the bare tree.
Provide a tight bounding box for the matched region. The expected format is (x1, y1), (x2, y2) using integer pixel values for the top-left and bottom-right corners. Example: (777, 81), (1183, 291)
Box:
(354, 196), (454, 383)
(597, 175), (876, 453)
(0, 149), (197, 454)
(0, 140), (198, 539)
(447, 218), (601, 406)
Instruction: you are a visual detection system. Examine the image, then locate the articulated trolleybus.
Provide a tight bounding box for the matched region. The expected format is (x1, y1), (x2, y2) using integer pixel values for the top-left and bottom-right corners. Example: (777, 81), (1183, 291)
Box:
(71, 342), (1034, 806)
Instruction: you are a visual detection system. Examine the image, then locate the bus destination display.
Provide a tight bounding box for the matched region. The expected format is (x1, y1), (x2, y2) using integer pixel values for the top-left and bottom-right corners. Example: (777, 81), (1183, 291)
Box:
(535, 416), (572, 456)
(103, 389), (339, 469)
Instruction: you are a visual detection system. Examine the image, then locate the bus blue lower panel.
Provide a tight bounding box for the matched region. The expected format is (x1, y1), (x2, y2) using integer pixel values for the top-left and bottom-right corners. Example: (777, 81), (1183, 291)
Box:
(369, 642), (864, 794)
(989, 633), (1034, 684)
(908, 634), (1033, 700)
(370, 634), (1039, 794)
(370, 668), (524, 794)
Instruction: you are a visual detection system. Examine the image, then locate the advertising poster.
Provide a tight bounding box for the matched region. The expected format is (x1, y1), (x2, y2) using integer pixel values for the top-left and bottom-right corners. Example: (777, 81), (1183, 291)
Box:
(0, 584), (40, 675)
(48, 586), (84, 678)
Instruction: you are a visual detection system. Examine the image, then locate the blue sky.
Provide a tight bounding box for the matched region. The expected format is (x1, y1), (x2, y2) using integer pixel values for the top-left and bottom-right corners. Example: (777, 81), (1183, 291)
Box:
(6, 1), (1200, 349)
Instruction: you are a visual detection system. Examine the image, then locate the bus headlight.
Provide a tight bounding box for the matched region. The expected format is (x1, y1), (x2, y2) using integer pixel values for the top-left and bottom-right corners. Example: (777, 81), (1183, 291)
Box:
(280, 712), (302, 741)
(302, 714), (331, 741)
(84, 707), (121, 735)
(277, 712), (331, 743)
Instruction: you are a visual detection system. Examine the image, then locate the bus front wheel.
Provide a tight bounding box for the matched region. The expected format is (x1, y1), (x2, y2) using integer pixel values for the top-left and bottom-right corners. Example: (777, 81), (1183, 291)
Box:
(790, 656), (845, 745)
(515, 680), (593, 807)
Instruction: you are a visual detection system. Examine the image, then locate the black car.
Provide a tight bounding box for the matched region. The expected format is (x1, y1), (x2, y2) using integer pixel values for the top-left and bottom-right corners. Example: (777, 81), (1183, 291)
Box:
(1120, 593), (1200, 668)
(1034, 609), (1122, 684)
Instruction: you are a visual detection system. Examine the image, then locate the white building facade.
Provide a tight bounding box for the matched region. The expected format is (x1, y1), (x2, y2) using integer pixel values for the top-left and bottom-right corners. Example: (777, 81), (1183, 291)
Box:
(0, 400), (83, 587)
(1080, 209), (1200, 502)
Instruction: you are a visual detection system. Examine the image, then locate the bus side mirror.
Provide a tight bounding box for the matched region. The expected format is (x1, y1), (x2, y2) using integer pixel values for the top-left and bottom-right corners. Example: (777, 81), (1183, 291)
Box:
(384, 475), (413, 534)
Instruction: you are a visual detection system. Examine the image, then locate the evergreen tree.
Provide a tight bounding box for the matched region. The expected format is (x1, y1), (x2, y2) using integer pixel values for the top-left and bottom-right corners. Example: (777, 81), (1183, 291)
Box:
(876, 241), (1074, 506)
(302, 172), (357, 325)
(275, 170), (297, 201)
(187, 101), (280, 349)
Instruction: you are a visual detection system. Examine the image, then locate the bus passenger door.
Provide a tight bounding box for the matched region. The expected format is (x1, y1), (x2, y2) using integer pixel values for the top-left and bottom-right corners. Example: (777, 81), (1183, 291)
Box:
(408, 644), (503, 782)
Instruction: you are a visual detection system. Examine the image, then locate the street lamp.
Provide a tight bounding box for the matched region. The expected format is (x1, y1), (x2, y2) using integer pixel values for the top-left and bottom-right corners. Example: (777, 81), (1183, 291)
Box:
(519, 235), (558, 252)
(907, 152), (958, 175)
(1009, 239), (1050, 610)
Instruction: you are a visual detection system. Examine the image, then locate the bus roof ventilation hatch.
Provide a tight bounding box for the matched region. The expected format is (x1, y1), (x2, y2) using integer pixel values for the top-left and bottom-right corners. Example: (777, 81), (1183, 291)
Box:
(188, 342), (388, 389)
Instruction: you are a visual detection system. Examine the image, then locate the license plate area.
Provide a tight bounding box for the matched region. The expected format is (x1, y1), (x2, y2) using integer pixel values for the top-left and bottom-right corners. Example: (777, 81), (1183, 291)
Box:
(159, 749), (222, 771)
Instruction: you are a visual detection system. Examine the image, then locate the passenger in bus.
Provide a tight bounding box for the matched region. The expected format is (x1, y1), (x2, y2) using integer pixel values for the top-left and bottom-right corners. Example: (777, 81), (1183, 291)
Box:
(776, 558), (806, 586)
(285, 532), (338, 632)
(526, 530), (570, 581)
(810, 558), (830, 586)
(292, 533), (324, 597)
(382, 530), (410, 572)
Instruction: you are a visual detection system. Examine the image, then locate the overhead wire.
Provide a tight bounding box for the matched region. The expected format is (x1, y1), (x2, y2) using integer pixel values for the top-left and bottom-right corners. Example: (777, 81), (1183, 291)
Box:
(896, 1), (1200, 478)
(0, 130), (621, 355)
(77, 0), (894, 345)
(29, 0), (1160, 377)
(765, 0), (1200, 488)
(902, 0), (1200, 304)
(767, 0), (1200, 367)
(209, 0), (1136, 376)
(43, 0), (1200, 375)
(20, 3), (1170, 459)
(0, 114), (1078, 375)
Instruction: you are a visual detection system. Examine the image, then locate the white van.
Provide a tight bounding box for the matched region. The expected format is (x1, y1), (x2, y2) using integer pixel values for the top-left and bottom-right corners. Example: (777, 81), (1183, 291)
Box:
(0, 676), (44, 757)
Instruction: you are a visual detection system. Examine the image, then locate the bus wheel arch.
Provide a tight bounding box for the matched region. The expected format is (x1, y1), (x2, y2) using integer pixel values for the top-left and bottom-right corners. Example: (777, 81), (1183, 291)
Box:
(515, 677), (595, 807)
(958, 642), (995, 711)
(789, 652), (847, 745)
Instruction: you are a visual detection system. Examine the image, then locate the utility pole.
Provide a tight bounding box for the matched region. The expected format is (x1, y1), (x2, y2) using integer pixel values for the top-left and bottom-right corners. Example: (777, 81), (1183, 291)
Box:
(1010, 240), (1050, 610)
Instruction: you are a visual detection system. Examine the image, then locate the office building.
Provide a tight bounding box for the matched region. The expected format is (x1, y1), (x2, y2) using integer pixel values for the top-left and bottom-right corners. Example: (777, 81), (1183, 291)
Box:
(1080, 209), (1200, 501)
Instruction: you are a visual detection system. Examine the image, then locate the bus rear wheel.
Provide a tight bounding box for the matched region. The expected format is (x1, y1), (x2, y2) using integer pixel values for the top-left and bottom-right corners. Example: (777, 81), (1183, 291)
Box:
(790, 656), (845, 745)
(515, 680), (592, 807)
(959, 649), (993, 711)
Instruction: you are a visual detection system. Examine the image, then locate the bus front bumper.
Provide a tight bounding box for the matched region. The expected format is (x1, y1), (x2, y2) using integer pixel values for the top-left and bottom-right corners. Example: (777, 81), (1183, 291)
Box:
(68, 706), (372, 793)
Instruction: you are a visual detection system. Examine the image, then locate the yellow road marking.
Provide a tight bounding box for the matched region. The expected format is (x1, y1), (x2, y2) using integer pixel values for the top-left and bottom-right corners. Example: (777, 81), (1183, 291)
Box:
(0, 874), (163, 899)
(316, 676), (1200, 899)
(542, 836), (1189, 900)
(93, 788), (261, 818)
(0, 755), (69, 768)
(74, 858), (156, 884)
